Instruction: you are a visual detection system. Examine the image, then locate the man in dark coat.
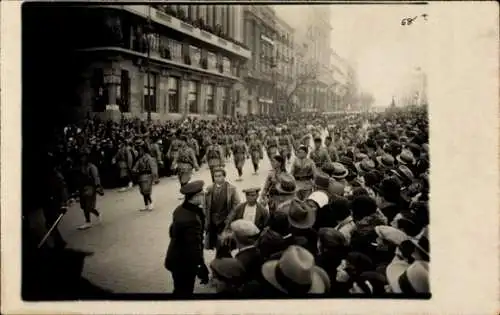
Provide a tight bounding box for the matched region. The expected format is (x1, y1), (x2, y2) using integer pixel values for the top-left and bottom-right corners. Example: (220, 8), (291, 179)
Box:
(204, 168), (240, 253)
(224, 188), (269, 231)
(164, 180), (209, 297)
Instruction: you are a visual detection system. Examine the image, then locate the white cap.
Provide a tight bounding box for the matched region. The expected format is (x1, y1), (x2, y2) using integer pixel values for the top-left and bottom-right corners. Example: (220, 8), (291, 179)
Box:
(307, 191), (329, 209)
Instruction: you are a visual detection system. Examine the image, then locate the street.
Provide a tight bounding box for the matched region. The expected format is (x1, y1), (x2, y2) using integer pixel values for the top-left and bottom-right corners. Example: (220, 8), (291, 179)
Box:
(58, 154), (275, 294)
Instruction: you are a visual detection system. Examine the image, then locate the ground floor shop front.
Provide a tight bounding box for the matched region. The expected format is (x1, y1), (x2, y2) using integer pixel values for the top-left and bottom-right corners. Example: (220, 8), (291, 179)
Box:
(75, 49), (242, 121)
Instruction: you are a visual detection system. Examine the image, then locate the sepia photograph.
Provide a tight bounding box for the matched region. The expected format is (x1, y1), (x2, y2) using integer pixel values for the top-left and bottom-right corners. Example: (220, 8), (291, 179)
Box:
(19, 2), (433, 301)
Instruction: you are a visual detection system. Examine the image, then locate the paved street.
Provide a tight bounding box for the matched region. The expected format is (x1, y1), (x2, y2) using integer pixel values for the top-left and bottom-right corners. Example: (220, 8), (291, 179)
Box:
(58, 154), (276, 294)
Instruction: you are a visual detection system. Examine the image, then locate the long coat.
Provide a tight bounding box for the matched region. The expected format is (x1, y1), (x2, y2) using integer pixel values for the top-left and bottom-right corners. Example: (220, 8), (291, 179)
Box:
(204, 182), (240, 249)
(164, 201), (206, 273)
(224, 202), (269, 231)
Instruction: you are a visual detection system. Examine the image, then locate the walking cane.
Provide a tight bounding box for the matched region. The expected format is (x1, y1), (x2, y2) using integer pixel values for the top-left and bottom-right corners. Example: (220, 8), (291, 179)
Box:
(37, 212), (65, 249)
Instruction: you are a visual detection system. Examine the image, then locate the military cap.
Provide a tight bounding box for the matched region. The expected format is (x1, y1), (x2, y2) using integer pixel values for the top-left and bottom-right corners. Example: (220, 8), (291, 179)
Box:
(180, 180), (205, 196)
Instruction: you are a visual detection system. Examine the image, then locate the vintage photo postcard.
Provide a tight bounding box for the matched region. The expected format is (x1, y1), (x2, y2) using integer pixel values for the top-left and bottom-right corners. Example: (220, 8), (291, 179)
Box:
(1, 1), (498, 314)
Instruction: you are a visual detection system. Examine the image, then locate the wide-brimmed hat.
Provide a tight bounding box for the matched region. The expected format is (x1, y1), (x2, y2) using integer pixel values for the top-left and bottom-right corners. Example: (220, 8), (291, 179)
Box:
(287, 199), (316, 229)
(331, 162), (349, 179)
(376, 154), (395, 168)
(313, 172), (331, 190)
(318, 228), (348, 249)
(386, 259), (429, 294)
(410, 226), (429, 257)
(375, 225), (409, 246)
(261, 245), (329, 294)
(210, 258), (246, 285)
(391, 165), (415, 185)
(396, 150), (416, 165)
(276, 173), (298, 195)
(355, 159), (376, 174)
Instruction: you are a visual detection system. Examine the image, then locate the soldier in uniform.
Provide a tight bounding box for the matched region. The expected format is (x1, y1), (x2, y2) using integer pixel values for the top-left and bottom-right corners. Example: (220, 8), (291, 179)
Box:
(248, 133), (264, 175)
(259, 154), (288, 214)
(290, 145), (316, 201)
(225, 134), (234, 161)
(150, 137), (163, 184)
(166, 133), (183, 176)
(325, 135), (339, 162)
(132, 141), (158, 211)
(77, 149), (104, 230)
(264, 131), (280, 159)
(203, 135), (225, 183)
(218, 135), (228, 161)
(112, 140), (134, 191)
(176, 136), (200, 197)
(309, 135), (333, 170)
(186, 132), (200, 164)
(232, 134), (249, 181)
(278, 130), (293, 164)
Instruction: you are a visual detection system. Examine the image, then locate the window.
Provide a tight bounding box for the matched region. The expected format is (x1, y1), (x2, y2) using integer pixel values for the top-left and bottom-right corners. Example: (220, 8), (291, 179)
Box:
(167, 39), (182, 62)
(222, 57), (231, 75)
(188, 81), (198, 113)
(143, 73), (157, 112)
(208, 51), (217, 71)
(147, 33), (161, 57)
(118, 70), (130, 112)
(92, 68), (107, 112)
(206, 84), (215, 114)
(168, 77), (179, 113)
(190, 45), (201, 67)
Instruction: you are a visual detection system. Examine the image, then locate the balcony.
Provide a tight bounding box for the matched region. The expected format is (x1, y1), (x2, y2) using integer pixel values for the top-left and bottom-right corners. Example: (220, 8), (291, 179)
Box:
(106, 5), (251, 60)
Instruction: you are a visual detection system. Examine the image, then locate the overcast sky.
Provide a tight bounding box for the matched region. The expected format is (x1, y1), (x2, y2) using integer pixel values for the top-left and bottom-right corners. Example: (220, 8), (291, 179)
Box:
(275, 4), (428, 107)
(328, 5), (428, 106)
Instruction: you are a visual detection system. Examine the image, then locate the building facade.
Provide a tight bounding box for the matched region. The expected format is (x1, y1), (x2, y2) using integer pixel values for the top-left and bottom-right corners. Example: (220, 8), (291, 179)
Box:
(274, 14), (296, 113)
(60, 5), (251, 121)
(241, 5), (279, 115)
(275, 5), (334, 113)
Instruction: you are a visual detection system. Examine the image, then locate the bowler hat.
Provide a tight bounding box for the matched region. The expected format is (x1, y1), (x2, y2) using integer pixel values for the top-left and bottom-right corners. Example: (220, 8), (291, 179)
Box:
(376, 154), (395, 168)
(180, 180), (204, 196)
(355, 159), (376, 174)
(313, 172), (331, 190)
(396, 150), (416, 165)
(331, 162), (349, 179)
(276, 173), (298, 195)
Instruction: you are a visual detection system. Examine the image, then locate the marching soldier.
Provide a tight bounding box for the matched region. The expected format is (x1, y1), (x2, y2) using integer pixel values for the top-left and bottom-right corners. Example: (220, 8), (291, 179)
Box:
(310, 135), (333, 170)
(264, 131), (279, 159)
(176, 136), (200, 196)
(112, 140), (134, 191)
(150, 137), (163, 184)
(203, 135), (225, 183)
(186, 132), (200, 163)
(278, 130), (293, 164)
(232, 134), (249, 181)
(166, 133), (183, 176)
(248, 133), (264, 175)
(290, 145), (316, 201)
(132, 141), (158, 211)
(77, 149), (103, 230)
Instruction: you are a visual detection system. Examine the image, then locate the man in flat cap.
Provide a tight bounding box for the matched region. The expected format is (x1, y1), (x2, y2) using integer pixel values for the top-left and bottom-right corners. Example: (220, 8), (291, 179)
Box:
(225, 187), (269, 231)
(164, 180), (209, 297)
